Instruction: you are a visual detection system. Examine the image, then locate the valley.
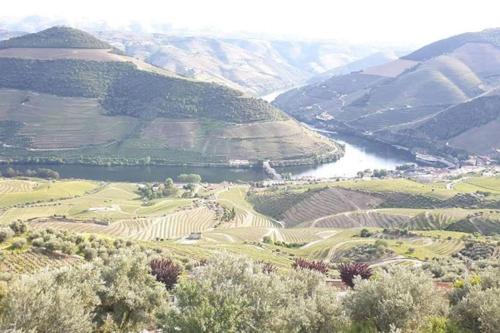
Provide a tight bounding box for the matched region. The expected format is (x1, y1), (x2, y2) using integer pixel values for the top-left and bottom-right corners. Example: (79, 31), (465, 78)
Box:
(1, 18), (500, 333)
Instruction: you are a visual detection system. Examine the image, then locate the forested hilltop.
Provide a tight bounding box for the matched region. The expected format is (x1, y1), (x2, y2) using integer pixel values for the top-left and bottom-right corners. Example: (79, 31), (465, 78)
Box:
(0, 58), (282, 122)
(0, 26), (113, 49)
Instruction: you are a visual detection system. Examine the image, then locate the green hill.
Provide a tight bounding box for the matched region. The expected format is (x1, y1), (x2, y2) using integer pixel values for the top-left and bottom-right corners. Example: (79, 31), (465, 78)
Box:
(0, 26), (112, 49)
(0, 27), (341, 166)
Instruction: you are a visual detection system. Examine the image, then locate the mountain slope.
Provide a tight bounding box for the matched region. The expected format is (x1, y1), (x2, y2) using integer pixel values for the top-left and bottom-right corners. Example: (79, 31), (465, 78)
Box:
(96, 31), (392, 96)
(0, 27), (342, 166)
(275, 28), (500, 161)
(308, 51), (399, 83)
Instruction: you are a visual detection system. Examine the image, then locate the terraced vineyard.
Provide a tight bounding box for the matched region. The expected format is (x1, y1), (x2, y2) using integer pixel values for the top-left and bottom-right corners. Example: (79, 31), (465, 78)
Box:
(0, 179), (37, 193)
(312, 210), (410, 228)
(0, 250), (82, 274)
(1, 175), (498, 272)
(31, 207), (218, 240)
(131, 207), (217, 240)
(277, 228), (325, 243)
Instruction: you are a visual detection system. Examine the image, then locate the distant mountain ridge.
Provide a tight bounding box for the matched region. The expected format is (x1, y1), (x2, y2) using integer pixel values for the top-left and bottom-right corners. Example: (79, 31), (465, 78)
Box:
(274, 28), (500, 162)
(0, 27), (342, 166)
(94, 31), (397, 96)
(403, 28), (500, 61)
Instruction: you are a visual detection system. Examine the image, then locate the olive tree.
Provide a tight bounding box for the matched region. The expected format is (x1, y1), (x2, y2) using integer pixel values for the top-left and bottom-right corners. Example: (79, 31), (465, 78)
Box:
(94, 251), (170, 332)
(161, 253), (347, 333)
(450, 267), (500, 333)
(343, 266), (447, 332)
(0, 265), (100, 333)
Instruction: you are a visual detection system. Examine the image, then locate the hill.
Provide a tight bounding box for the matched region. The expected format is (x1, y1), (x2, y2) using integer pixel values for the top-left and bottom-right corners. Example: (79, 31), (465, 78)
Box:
(95, 30), (396, 96)
(307, 51), (399, 84)
(274, 28), (500, 161)
(0, 27), (342, 166)
(0, 26), (113, 49)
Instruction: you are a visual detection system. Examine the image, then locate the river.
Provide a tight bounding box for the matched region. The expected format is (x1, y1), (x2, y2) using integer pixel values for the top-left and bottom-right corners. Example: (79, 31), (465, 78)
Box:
(277, 133), (414, 178)
(5, 134), (413, 182)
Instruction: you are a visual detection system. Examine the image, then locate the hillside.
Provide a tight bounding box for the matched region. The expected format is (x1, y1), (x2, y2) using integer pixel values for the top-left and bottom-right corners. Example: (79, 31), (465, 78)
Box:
(274, 28), (500, 161)
(95, 31), (394, 96)
(307, 51), (399, 83)
(0, 26), (113, 49)
(0, 27), (342, 166)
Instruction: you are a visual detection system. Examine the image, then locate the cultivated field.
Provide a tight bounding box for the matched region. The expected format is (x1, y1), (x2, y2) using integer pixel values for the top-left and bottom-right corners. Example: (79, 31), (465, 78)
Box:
(1, 175), (498, 269)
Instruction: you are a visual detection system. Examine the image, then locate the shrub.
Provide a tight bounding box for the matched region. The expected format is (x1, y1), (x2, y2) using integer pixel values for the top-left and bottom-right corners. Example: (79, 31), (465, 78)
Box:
(177, 173), (202, 183)
(359, 228), (372, 237)
(0, 265), (100, 333)
(343, 266), (447, 332)
(292, 258), (329, 274)
(9, 221), (27, 234)
(31, 237), (44, 247)
(95, 251), (169, 332)
(338, 263), (372, 288)
(83, 248), (97, 261)
(44, 239), (62, 252)
(450, 267), (500, 332)
(150, 258), (182, 290)
(160, 253), (347, 332)
(261, 262), (277, 274)
(262, 235), (274, 244)
(10, 238), (27, 249)
(0, 228), (14, 243)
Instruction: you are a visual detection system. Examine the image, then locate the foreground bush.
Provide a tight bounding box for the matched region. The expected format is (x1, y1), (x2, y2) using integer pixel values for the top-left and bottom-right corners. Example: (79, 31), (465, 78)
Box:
(95, 252), (170, 332)
(0, 251), (169, 333)
(0, 265), (100, 333)
(343, 266), (447, 332)
(450, 267), (500, 333)
(161, 253), (347, 332)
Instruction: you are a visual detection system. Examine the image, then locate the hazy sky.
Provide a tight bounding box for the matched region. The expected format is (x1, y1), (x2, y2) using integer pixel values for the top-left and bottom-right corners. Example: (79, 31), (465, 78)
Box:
(2, 0), (500, 47)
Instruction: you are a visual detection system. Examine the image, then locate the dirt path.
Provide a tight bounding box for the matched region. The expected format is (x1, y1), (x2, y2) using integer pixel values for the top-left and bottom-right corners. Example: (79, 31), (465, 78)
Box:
(301, 231), (337, 249)
(204, 232), (237, 243)
(370, 256), (423, 267)
(325, 239), (368, 261)
(446, 177), (469, 190)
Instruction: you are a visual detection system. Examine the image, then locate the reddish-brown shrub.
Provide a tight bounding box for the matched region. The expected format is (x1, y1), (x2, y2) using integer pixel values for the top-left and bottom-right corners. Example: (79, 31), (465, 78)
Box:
(292, 258), (328, 274)
(338, 262), (372, 288)
(150, 258), (182, 290)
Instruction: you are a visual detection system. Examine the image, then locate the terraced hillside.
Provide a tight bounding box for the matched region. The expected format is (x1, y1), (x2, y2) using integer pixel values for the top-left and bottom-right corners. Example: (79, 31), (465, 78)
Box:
(279, 188), (383, 227)
(0, 27), (341, 166)
(1, 176), (498, 273)
(249, 176), (500, 233)
(274, 28), (500, 160)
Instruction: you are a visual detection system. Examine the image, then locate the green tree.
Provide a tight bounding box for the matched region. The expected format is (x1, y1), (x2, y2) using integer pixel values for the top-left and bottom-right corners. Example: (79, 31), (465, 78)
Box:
(0, 265), (100, 333)
(160, 253), (347, 332)
(95, 251), (169, 332)
(450, 267), (500, 333)
(343, 266), (447, 332)
(178, 174), (202, 183)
